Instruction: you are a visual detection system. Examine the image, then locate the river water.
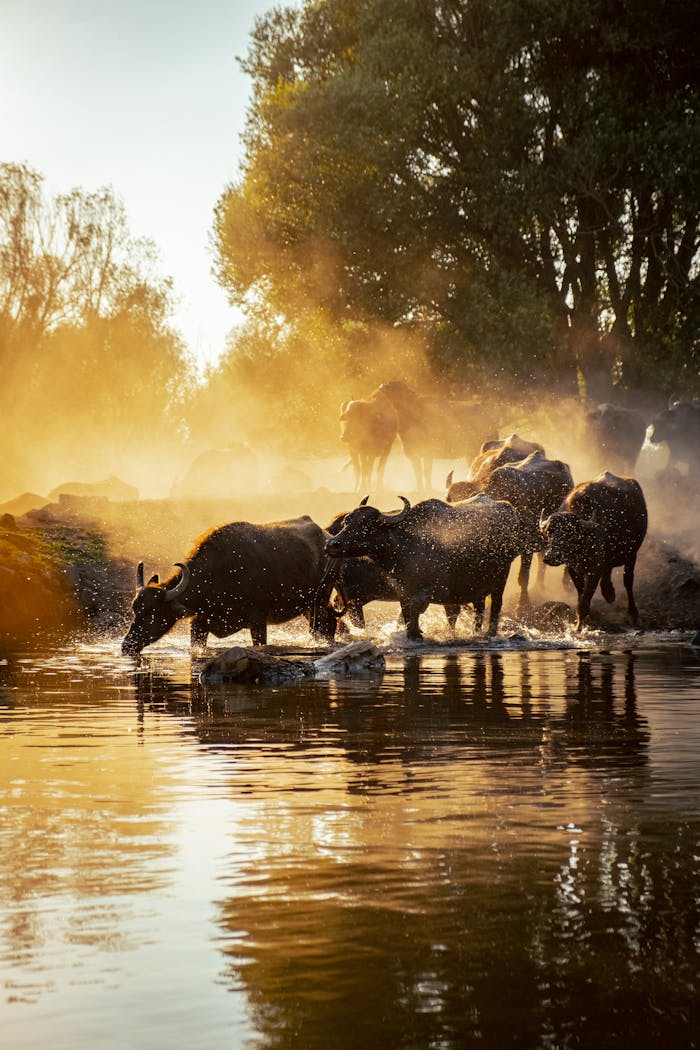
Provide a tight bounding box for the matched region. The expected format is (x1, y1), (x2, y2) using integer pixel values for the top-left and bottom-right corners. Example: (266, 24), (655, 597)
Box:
(1, 623), (699, 1049)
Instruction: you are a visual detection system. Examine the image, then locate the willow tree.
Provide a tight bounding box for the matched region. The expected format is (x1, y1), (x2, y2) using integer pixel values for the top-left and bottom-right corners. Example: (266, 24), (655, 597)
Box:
(214, 0), (699, 396)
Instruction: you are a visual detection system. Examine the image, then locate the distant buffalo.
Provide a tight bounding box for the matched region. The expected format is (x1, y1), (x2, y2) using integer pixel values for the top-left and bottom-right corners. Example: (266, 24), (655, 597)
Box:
(48, 475), (138, 502)
(171, 445), (258, 500)
(339, 389), (398, 491)
(649, 399), (700, 476)
(379, 381), (499, 490)
(586, 403), (647, 473)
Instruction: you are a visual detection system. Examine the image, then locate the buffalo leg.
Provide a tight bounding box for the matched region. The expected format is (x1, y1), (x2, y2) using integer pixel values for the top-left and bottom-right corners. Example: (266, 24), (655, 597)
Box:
(623, 556), (640, 626)
(347, 600), (366, 629)
(191, 615), (209, 649)
(401, 599), (423, 640)
(576, 574), (600, 631)
(486, 583), (506, 636)
(517, 552), (533, 611)
(600, 570), (616, 603)
(473, 597), (485, 633)
(250, 621), (268, 646)
(444, 603), (460, 631)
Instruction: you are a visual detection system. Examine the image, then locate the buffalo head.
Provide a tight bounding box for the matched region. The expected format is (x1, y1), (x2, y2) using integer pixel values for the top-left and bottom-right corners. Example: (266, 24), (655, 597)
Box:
(121, 561), (191, 656)
(539, 510), (601, 567)
(324, 496), (411, 559)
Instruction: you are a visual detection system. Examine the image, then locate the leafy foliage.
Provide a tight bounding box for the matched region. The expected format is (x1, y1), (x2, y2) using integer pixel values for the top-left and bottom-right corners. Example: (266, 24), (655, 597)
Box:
(213, 0), (699, 396)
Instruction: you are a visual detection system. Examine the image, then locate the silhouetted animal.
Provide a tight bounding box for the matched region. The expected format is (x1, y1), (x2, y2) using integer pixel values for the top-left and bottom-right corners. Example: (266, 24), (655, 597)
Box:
(485, 451), (574, 607)
(379, 381), (498, 490)
(48, 475), (138, 502)
(171, 445), (258, 499)
(445, 434), (546, 502)
(586, 403), (647, 473)
(324, 494), (520, 640)
(324, 510), (401, 628)
(339, 389), (398, 491)
(649, 399), (700, 476)
(121, 516), (336, 656)
(539, 472), (648, 631)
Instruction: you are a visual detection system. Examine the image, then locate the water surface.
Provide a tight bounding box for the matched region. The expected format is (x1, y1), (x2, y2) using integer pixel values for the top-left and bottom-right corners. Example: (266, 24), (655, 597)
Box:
(1, 629), (699, 1049)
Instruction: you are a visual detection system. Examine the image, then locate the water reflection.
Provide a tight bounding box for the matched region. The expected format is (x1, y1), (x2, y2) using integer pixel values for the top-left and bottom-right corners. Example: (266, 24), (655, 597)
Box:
(0, 643), (698, 1049)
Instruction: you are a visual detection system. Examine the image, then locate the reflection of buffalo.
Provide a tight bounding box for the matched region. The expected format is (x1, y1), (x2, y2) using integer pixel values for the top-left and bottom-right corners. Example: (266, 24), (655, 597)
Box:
(171, 446), (258, 500)
(48, 475), (138, 502)
(540, 472), (647, 630)
(122, 515), (336, 655)
(379, 381), (499, 490)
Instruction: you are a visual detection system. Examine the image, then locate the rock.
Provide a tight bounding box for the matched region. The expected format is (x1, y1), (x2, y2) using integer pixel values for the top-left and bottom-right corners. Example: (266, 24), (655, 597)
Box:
(199, 640), (385, 685)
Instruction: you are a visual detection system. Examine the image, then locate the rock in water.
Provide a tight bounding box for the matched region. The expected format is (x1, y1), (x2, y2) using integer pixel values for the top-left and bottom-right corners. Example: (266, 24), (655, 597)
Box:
(199, 640), (385, 685)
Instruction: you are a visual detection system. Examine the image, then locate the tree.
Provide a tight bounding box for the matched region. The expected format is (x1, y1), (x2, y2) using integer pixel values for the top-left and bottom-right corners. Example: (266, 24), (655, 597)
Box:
(213, 0), (700, 396)
(0, 163), (194, 498)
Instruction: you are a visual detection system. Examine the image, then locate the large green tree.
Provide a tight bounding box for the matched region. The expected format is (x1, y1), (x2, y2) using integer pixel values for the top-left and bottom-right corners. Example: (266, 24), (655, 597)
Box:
(214, 0), (699, 396)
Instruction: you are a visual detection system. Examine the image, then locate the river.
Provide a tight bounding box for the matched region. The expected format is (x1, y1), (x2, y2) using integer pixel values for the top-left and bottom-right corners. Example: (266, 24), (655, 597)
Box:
(1, 625), (699, 1049)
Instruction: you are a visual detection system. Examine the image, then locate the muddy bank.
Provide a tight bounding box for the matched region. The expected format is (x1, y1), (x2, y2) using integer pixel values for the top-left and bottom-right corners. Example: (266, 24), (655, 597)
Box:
(0, 489), (698, 646)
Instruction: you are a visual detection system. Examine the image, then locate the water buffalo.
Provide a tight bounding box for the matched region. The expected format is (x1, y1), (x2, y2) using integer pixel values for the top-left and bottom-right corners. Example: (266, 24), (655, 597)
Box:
(586, 402), (647, 473)
(121, 516), (336, 656)
(445, 434), (546, 502)
(171, 445), (259, 499)
(539, 472), (648, 631)
(339, 389), (398, 491)
(649, 399), (700, 476)
(324, 510), (401, 629)
(324, 494), (520, 640)
(48, 475), (139, 502)
(485, 451), (574, 608)
(379, 381), (499, 490)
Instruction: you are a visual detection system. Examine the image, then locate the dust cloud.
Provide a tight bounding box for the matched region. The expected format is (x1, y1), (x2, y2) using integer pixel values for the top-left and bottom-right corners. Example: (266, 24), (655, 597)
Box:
(1, 322), (697, 595)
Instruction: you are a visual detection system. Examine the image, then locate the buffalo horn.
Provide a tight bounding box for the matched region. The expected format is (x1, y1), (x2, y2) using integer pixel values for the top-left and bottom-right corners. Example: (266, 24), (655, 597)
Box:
(164, 562), (191, 602)
(446, 469), (454, 488)
(136, 561), (145, 588)
(539, 509), (549, 531)
(359, 494), (370, 506)
(380, 496), (411, 524)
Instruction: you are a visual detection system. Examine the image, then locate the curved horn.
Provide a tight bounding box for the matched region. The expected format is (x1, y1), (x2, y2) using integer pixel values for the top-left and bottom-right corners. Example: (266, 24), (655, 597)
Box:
(381, 496), (411, 524)
(359, 494), (370, 506)
(136, 561), (145, 588)
(445, 469), (454, 488)
(164, 561), (191, 602)
(539, 509), (549, 531)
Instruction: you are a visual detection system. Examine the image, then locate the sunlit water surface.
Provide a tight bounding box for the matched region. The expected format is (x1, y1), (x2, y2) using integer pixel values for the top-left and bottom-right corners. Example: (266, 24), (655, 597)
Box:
(1, 621), (699, 1049)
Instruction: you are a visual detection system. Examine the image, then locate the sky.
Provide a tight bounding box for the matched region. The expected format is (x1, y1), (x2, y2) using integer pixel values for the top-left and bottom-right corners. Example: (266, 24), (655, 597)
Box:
(1, 0), (289, 369)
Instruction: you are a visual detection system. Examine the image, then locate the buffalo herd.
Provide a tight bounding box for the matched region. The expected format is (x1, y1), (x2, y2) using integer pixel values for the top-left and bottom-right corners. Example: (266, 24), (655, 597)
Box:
(120, 391), (698, 655)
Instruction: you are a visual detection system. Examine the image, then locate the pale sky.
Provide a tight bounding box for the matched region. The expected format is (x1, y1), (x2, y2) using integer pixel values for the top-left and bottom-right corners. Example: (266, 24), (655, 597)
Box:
(1, 0), (289, 368)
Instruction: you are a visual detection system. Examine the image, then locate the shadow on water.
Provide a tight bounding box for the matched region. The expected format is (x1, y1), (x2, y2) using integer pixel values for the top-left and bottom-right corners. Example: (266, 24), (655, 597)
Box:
(1, 638), (698, 1049)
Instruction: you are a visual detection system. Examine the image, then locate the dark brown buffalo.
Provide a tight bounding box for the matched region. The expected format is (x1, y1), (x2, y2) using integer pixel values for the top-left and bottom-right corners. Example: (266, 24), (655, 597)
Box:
(539, 472), (648, 631)
(445, 434), (546, 502)
(324, 494), (520, 639)
(379, 381), (499, 490)
(649, 398), (700, 476)
(485, 451), (574, 607)
(339, 389), (398, 491)
(324, 510), (401, 629)
(122, 516), (336, 656)
(586, 403), (647, 473)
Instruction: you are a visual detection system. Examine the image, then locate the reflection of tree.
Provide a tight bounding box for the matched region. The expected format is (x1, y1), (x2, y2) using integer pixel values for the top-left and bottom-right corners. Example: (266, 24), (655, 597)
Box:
(0, 658), (179, 970)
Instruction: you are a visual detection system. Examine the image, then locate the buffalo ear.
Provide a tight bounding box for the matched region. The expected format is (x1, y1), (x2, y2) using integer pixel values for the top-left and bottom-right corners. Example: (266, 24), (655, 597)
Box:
(148, 574), (160, 585)
(359, 494), (369, 506)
